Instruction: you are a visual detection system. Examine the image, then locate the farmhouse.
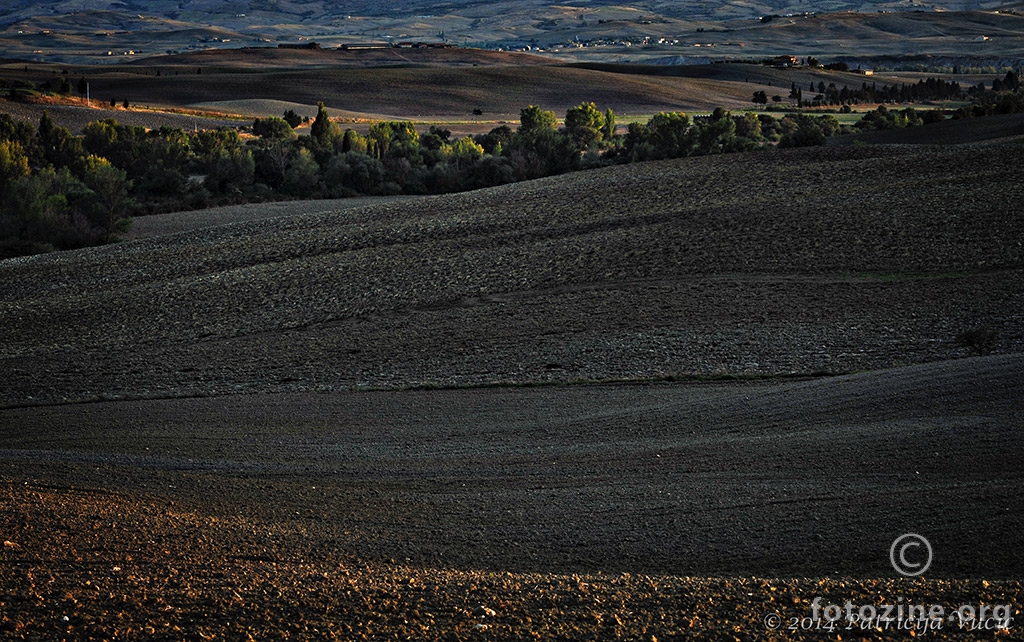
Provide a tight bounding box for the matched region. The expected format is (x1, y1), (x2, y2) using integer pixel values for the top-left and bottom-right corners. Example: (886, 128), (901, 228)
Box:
(339, 43), (392, 50)
(771, 55), (799, 67)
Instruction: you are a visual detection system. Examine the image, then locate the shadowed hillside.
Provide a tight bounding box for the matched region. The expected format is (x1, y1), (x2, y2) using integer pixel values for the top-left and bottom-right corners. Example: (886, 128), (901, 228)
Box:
(831, 110), (1024, 144)
(2, 128), (1023, 640)
(1, 141), (1021, 407)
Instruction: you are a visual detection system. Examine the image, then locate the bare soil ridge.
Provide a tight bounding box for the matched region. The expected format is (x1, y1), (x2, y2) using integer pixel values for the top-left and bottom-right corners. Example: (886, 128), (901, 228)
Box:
(3, 353), (1022, 579)
(3, 480), (1019, 640)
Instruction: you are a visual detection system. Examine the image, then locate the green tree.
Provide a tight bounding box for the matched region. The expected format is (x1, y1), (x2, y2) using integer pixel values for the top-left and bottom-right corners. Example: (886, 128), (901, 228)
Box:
(625, 111), (691, 160)
(191, 128), (245, 162)
(81, 155), (134, 242)
(421, 126), (452, 151)
(202, 139), (255, 197)
(253, 116), (297, 141)
(342, 128), (367, 154)
(734, 112), (763, 141)
(564, 101), (606, 150)
(693, 113), (736, 155)
(1, 167), (95, 251)
(464, 155), (514, 190)
(323, 152), (386, 196)
(283, 148), (322, 196)
(0, 113), (39, 163)
(82, 119), (120, 158)
(519, 105), (558, 133)
(508, 127), (578, 179)
(310, 102), (333, 145)
(445, 136), (485, 168)
(77, 76), (87, 96)
(252, 142), (293, 189)
(778, 115), (828, 147)
(475, 125), (513, 155)
(282, 109), (303, 129)
(37, 111), (82, 169)
(603, 108), (617, 142)
(0, 139), (30, 191)
(367, 121), (419, 160)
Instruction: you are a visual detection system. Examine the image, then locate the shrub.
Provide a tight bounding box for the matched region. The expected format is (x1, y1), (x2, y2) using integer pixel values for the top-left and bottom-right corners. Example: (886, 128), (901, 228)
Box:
(957, 326), (998, 356)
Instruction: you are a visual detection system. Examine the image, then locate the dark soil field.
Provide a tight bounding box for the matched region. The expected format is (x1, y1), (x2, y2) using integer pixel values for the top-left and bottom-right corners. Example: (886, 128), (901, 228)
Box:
(831, 112), (1024, 146)
(2, 136), (1023, 638)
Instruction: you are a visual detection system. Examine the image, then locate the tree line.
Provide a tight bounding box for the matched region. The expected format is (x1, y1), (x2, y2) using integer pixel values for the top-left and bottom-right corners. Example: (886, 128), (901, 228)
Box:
(5, 80), (1016, 258)
(786, 76), (966, 108)
(952, 71), (1024, 118)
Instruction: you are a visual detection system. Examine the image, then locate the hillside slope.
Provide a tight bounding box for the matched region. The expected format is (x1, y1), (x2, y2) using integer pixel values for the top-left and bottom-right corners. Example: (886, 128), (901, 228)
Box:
(4, 2), (1023, 64)
(2, 354), (1022, 578)
(1, 142), (1021, 407)
(68, 59), (773, 119)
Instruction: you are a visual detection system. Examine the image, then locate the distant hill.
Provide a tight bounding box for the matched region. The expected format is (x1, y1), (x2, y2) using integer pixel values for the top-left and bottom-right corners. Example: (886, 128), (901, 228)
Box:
(0, 54), (888, 126)
(2, 0), (1022, 64)
(0, 0), (1008, 25)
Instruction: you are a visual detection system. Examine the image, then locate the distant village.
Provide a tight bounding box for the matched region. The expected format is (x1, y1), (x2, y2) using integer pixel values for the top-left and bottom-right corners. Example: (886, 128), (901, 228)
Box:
(273, 41), (455, 51)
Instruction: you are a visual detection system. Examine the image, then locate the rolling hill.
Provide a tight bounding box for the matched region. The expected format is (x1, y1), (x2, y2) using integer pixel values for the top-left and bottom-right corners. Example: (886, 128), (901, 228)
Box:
(0, 51), (950, 129)
(2, 140), (1021, 407)
(2, 0), (1024, 64)
(3, 2), (1024, 640)
(1, 135), (1023, 639)
(2, 64), (1024, 637)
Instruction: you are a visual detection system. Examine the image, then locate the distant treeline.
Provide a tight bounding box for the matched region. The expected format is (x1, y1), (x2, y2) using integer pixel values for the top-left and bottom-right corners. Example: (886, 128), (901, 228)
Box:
(791, 76), (967, 107)
(2, 74), (1022, 258)
(777, 71), (1023, 109)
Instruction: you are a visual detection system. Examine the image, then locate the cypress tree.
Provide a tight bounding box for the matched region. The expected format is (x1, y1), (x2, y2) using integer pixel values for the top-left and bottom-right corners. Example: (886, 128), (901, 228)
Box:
(311, 102), (331, 145)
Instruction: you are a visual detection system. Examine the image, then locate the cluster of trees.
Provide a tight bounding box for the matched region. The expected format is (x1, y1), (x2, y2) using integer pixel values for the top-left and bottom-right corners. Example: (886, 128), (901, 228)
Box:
(786, 76), (966, 108)
(853, 105), (946, 130)
(1, 113), (134, 257)
(0, 90), (972, 258)
(3, 70), (105, 103)
(990, 70), (1022, 93)
(615, 108), (849, 161)
(954, 71), (1024, 118)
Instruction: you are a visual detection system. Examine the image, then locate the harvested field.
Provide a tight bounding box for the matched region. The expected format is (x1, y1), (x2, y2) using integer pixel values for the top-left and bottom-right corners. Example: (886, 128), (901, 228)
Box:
(0, 100), (243, 134)
(2, 139), (1023, 639)
(1, 58), (804, 123)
